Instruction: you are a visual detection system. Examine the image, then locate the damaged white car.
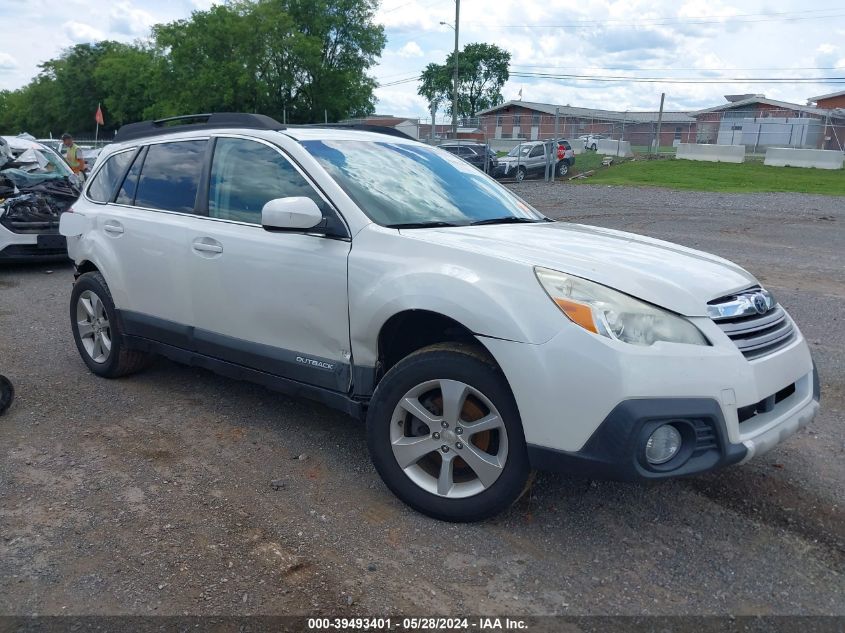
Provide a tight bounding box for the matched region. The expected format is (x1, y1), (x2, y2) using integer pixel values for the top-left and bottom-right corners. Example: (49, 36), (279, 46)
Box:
(0, 135), (81, 262)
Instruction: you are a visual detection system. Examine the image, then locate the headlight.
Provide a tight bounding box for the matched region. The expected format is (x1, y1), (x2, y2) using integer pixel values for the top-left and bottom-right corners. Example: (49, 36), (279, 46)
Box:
(535, 267), (708, 346)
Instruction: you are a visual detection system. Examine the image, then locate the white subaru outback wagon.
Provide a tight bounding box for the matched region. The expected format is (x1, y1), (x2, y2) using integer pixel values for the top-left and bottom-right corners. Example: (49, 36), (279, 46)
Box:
(60, 113), (820, 521)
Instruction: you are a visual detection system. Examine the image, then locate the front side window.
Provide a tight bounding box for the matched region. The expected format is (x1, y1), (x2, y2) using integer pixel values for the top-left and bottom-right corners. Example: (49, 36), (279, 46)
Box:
(303, 140), (543, 227)
(134, 140), (207, 213)
(529, 145), (544, 158)
(208, 138), (327, 224)
(87, 150), (134, 203)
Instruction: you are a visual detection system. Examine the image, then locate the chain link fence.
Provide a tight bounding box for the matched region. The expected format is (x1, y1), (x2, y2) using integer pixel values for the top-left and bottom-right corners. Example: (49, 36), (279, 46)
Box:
(416, 109), (845, 158)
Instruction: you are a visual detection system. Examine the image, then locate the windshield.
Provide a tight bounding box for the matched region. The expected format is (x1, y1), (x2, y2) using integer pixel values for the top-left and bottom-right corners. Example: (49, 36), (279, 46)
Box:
(506, 145), (532, 157)
(302, 140), (543, 227)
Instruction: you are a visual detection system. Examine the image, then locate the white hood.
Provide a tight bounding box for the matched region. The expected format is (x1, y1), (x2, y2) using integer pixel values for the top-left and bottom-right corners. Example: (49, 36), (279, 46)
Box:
(402, 222), (758, 316)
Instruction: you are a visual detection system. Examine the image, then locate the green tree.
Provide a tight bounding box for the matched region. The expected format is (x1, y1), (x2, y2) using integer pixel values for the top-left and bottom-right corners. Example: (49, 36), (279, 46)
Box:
(417, 42), (510, 119)
(0, 0), (385, 136)
(152, 0), (385, 123)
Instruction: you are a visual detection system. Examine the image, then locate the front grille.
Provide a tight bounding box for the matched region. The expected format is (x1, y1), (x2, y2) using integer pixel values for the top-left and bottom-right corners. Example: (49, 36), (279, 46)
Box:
(709, 287), (795, 360)
(714, 305), (795, 359)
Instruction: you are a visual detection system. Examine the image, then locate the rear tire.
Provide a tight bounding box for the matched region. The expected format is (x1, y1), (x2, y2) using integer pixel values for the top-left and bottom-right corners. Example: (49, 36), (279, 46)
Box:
(366, 343), (530, 522)
(70, 271), (152, 378)
(557, 161), (569, 177)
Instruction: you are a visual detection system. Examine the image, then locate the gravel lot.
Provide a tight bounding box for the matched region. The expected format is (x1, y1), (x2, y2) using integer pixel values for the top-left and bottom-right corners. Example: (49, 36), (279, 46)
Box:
(1, 183), (843, 617)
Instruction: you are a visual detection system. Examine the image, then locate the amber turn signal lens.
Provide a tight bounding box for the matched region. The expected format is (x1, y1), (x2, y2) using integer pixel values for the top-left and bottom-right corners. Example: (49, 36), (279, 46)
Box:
(553, 298), (598, 334)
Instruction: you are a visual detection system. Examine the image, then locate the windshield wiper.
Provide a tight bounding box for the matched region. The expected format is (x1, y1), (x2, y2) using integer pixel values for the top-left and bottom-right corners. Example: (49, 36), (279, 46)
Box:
(469, 217), (543, 226)
(386, 221), (460, 229)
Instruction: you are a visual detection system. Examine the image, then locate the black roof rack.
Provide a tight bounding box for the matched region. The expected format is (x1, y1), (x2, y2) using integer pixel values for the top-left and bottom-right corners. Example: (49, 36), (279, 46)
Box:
(299, 123), (417, 141)
(113, 113), (285, 143)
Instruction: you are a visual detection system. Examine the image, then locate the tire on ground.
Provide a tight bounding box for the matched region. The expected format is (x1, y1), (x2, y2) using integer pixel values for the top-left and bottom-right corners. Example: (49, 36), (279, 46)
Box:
(366, 342), (530, 522)
(70, 271), (152, 378)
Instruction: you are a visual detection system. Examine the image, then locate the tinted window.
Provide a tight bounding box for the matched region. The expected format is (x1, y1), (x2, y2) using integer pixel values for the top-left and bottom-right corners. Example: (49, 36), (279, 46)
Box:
(87, 150), (134, 203)
(529, 145), (544, 158)
(116, 148), (145, 205)
(209, 138), (327, 224)
(134, 140), (207, 213)
(442, 146), (460, 155)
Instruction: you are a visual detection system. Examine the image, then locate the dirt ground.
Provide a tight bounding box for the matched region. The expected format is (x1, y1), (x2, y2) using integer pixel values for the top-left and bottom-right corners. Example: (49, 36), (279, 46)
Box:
(1, 184), (843, 617)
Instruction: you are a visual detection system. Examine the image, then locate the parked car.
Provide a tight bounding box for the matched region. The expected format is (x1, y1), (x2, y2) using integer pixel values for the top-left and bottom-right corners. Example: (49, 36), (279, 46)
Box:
(439, 142), (498, 174)
(495, 139), (575, 181)
(0, 135), (80, 262)
(60, 113), (819, 522)
(580, 134), (608, 151)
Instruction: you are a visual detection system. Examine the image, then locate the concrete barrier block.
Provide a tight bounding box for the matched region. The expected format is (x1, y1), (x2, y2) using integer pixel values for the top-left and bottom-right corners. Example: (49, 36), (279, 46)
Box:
(596, 139), (633, 157)
(764, 147), (844, 170)
(676, 143), (745, 163)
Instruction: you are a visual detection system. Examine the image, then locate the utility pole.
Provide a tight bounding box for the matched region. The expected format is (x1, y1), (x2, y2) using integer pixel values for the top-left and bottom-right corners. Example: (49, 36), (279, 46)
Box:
(451, 0), (460, 138)
(654, 92), (665, 154)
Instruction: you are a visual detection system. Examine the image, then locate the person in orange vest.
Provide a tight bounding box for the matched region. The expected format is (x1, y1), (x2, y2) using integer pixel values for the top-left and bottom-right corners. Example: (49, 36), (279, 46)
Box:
(61, 133), (86, 176)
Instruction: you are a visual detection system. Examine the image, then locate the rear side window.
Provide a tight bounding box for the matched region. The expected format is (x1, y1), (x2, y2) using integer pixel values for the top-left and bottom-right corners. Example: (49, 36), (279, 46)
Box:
(134, 140), (207, 213)
(115, 147), (145, 206)
(86, 150), (134, 202)
(208, 138), (327, 224)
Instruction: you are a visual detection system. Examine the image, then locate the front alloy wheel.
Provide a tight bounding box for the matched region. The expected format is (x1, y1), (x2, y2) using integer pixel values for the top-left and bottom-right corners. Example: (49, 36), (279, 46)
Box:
(390, 379), (508, 498)
(366, 343), (530, 522)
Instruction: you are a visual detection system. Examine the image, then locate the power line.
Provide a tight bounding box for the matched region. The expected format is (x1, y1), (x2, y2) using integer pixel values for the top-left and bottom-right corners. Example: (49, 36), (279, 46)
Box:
(509, 71), (845, 85)
(510, 64), (845, 72)
(463, 8), (845, 29)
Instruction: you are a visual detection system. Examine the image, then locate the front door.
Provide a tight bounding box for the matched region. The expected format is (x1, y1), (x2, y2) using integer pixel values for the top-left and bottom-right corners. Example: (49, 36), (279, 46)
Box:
(186, 136), (352, 392)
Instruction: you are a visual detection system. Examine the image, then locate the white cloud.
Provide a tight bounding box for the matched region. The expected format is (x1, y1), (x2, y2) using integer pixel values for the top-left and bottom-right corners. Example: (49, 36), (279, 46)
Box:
(396, 41), (423, 58)
(0, 52), (18, 70)
(3, 0), (843, 120)
(63, 20), (106, 43)
(110, 1), (156, 36)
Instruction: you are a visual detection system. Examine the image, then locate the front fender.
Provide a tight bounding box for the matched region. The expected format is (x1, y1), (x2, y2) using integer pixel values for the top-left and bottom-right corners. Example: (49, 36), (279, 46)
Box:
(348, 224), (563, 368)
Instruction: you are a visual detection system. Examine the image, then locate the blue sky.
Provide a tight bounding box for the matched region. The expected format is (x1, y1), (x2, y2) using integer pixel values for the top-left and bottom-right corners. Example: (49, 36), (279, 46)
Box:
(2, 0), (844, 121)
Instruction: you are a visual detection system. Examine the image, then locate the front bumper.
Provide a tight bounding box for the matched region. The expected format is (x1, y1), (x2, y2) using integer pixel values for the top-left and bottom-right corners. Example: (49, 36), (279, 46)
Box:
(527, 365), (819, 480)
(0, 224), (67, 262)
(480, 312), (819, 481)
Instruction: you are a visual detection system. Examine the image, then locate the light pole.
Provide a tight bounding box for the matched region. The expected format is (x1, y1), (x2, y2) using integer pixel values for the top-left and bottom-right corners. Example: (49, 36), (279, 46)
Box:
(439, 0), (460, 138)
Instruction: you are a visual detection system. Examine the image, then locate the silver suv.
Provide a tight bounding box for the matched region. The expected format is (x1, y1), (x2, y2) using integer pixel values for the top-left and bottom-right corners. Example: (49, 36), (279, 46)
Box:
(495, 139), (575, 181)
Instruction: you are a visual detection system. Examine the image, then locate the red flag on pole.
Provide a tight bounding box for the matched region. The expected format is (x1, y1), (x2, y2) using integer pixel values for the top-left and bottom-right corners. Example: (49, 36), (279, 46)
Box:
(95, 104), (104, 126)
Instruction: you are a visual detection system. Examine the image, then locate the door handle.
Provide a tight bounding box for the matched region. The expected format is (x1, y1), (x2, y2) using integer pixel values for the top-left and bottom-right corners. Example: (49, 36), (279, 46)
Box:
(103, 221), (124, 236)
(191, 237), (223, 257)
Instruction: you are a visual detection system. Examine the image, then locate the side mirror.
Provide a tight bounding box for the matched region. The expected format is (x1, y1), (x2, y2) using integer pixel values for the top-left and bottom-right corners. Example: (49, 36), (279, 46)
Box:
(261, 197), (323, 231)
(0, 375), (14, 416)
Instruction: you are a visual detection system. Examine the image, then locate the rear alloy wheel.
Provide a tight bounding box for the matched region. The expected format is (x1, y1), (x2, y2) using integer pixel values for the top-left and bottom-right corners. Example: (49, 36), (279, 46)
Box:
(76, 289), (112, 364)
(70, 271), (152, 378)
(367, 343), (530, 522)
(557, 161), (569, 177)
(515, 166), (527, 182)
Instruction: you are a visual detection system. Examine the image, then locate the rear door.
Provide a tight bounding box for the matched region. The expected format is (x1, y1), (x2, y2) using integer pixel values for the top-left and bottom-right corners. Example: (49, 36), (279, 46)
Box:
(100, 139), (208, 337)
(185, 135), (352, 392)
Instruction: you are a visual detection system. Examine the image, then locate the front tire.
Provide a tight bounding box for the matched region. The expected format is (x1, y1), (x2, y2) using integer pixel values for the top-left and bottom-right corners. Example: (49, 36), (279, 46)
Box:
(366, 343), (530, 522)
(590, 143), (597, 151)
(515, 166), (526, 182)
(70, 271), (151, 378)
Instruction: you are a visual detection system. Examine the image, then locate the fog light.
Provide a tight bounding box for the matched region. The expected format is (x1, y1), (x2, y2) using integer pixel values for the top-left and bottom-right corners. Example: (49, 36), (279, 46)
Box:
(645, 424), (682, 464)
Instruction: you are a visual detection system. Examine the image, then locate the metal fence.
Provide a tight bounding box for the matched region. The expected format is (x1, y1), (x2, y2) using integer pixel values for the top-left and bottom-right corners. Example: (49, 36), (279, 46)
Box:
(417, 108), (845, 157)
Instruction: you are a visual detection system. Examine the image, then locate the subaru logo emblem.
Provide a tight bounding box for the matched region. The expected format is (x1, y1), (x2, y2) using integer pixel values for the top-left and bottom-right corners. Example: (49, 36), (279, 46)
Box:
(752, 293), (768, 314)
